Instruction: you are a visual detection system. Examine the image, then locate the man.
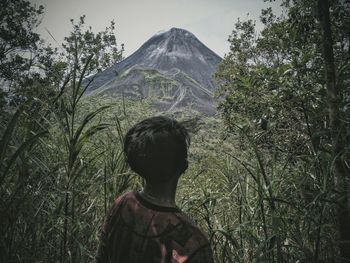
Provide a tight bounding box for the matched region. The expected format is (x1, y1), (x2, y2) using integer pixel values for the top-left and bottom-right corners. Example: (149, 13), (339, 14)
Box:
(96, 116), (214, 263)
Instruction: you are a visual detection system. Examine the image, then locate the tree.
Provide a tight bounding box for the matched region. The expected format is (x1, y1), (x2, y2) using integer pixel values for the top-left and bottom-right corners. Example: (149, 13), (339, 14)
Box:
(62, 15), (124, 77)
(0, 1), (125, 261)
(317, 0), (350, 261)
(0, 0), (44, 83)
(49, 15), (124, 262)
(215, 0), (350, 261)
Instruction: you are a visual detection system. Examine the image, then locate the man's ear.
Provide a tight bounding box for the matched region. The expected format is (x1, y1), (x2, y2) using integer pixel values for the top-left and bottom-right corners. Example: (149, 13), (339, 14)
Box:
(180, 159), (188, 174)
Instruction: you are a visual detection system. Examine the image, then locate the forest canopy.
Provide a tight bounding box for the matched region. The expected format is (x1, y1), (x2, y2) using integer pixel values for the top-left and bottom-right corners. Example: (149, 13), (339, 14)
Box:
(0, 0), (349, 262)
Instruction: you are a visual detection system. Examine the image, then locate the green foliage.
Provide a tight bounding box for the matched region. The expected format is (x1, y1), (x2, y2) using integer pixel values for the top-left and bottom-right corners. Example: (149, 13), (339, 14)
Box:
(1, 0), (349, 262)
(215, 0), (350, 261)
(0, 1), (128, 260)
(0, 0), (44, 81)
(62, 15), (124, 75)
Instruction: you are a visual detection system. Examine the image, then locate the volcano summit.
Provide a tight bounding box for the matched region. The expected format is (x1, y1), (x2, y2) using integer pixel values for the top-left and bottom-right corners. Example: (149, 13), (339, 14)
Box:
(86, 28), (222, 114)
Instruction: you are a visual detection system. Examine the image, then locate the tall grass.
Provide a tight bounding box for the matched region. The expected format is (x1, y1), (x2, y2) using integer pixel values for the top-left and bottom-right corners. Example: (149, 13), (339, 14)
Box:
(0, 89), (342, 263)
(177, 118), (338, 262)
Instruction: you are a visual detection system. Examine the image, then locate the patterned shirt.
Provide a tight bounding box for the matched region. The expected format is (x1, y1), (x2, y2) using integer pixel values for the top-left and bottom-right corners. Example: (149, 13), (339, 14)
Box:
(96, 191), (214, 263)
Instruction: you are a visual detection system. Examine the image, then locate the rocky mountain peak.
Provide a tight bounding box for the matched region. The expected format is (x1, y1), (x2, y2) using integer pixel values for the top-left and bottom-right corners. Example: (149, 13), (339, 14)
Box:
(167, 27), (196, 38)
(85, 28), (222, 115)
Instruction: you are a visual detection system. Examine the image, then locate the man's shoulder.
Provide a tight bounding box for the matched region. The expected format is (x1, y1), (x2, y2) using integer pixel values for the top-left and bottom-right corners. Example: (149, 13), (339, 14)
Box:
(174, 211), (210, 246)
(112, 192), (210, 245)
(106, 191), (134, 216)
(113, 191), (134, 205)
(170, 211), (213, 262)
(177, 211), (207, 232)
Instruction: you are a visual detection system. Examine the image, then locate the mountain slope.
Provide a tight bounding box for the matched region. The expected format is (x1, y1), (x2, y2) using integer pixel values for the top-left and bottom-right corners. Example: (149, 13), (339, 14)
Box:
(86, 28), (222, 114)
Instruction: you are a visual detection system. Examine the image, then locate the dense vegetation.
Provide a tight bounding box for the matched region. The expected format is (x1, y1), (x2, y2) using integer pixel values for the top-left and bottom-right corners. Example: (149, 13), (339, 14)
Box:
(1, 0), (349, 262)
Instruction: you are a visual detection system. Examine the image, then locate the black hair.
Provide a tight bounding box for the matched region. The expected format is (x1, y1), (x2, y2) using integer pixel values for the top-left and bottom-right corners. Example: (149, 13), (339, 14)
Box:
(124, 116), (190, 183)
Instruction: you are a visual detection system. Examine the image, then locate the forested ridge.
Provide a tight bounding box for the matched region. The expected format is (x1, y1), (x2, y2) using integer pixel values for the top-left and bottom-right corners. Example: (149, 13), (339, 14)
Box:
(0, 0), (349, 262)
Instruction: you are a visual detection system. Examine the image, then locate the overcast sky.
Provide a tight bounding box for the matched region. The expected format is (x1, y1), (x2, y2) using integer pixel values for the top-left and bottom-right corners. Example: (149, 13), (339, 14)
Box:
(30, 0), (283, 58)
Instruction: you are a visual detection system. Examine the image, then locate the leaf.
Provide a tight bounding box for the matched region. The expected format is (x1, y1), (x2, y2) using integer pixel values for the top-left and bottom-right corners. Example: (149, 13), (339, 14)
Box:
(0, 108), (23, 165)
(1, 130), (48, 185)
(71, 105), (110, 148)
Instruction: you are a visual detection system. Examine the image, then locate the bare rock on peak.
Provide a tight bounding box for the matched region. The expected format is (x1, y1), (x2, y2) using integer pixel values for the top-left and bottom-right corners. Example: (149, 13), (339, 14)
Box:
(85, 28), (222, 115)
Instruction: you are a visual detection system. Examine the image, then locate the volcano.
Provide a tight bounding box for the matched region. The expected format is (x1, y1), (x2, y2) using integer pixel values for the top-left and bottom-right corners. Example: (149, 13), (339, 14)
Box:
(86, 28), (222, 115)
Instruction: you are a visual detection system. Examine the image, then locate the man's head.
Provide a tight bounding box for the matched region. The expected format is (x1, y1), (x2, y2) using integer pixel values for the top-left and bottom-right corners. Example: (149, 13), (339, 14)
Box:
(124, 116), (190, 183)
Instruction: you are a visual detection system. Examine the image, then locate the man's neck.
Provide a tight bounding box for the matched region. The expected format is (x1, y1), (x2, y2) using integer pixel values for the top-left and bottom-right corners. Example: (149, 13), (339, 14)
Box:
(141, 177), (179, 208)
